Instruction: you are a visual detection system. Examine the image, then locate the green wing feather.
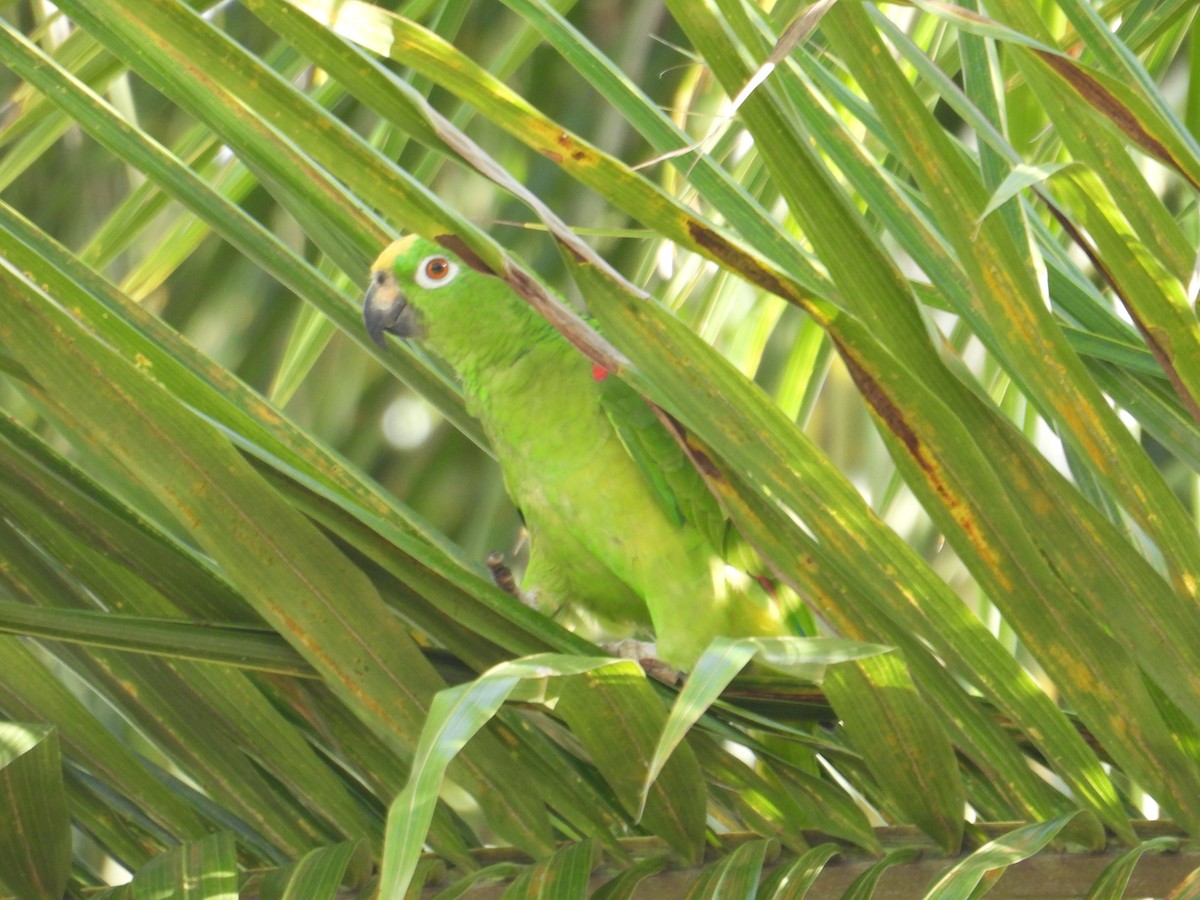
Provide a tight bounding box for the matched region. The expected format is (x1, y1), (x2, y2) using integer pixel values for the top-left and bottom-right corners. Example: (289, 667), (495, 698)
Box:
(596, 372), (801, 613)
(596, 374), (732, 557)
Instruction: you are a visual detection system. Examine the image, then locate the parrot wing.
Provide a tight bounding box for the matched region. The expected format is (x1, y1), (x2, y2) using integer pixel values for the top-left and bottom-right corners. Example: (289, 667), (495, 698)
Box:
(598, 370), (813, 643)
(596, 372), (732, 558)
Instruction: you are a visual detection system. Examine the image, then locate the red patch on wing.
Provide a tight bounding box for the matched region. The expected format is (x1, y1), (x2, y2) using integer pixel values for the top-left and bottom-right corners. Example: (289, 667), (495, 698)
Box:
(592, 364), (610, 382)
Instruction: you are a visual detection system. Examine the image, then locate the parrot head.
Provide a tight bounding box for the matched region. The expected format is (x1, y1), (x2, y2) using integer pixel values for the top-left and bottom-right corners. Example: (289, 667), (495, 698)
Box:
(363, 234), (555, 378)
(362, 234), (466, 347)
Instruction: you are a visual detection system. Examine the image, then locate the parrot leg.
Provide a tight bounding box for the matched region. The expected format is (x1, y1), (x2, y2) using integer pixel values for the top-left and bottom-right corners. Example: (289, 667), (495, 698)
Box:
(486, 550), (538, 608)
(603, 639), (682, 686)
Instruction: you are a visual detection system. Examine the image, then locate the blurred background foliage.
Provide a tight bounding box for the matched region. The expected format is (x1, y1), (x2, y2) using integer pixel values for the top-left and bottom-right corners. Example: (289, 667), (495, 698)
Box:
(3, 0), (1200, 896)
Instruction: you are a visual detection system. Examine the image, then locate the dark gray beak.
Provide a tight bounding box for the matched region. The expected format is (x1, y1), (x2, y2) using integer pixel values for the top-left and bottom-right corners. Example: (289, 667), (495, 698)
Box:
(363, 270), (421, 346)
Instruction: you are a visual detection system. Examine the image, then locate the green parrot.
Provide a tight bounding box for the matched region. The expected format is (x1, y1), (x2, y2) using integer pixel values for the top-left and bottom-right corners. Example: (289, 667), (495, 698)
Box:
(363, 234), (799, 670)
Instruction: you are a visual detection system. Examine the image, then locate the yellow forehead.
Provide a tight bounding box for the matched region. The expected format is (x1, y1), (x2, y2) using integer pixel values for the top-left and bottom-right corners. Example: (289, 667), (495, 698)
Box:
(370, 234), (420, 273)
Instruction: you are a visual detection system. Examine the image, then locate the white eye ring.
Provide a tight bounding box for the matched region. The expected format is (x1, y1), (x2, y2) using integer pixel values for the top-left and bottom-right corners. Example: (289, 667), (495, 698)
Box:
(414, 255), (459, 289)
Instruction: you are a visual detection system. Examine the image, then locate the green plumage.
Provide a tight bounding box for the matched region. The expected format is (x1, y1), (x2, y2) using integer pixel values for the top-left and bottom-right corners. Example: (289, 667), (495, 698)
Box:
(364, 235), (795, 669)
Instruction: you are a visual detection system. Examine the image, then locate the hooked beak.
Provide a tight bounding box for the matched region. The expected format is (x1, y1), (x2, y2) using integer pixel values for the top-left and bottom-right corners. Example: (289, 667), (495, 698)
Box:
(363, 270), (422, 346)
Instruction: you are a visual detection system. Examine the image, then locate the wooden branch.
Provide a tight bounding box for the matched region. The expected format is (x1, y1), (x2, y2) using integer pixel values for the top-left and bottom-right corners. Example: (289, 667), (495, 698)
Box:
(419, 821), (1196, 898)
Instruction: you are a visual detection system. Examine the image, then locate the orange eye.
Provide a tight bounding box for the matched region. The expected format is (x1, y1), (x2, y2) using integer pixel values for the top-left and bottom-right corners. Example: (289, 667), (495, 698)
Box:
(414, 254), (459, 289)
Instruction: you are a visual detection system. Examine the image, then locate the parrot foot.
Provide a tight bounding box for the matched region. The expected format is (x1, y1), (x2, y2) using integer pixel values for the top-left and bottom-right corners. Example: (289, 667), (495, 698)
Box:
(486, 550), (537, 609)
(603, 639), (682, 686)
